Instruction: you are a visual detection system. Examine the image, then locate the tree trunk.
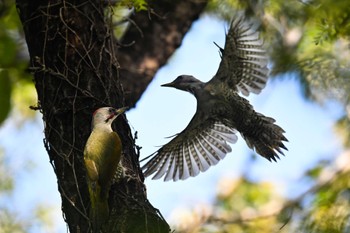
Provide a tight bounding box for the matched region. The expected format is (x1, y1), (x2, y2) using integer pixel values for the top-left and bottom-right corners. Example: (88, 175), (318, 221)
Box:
(15, 0), (207, 232)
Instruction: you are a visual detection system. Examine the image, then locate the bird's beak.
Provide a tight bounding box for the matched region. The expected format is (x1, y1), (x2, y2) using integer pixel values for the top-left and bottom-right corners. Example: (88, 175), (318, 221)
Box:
(115, 107), (128, 116)
(161, 81), (175, 88)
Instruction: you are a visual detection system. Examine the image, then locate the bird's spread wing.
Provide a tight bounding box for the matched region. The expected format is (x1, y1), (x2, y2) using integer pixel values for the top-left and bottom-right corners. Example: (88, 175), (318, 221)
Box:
(141, 115), (238, 181)
(209, 15), (268, 96)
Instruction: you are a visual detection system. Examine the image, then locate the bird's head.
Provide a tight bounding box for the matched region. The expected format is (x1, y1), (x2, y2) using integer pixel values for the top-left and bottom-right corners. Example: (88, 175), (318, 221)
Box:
(91, 107), (127, 128)
(161, 75), (203, 94)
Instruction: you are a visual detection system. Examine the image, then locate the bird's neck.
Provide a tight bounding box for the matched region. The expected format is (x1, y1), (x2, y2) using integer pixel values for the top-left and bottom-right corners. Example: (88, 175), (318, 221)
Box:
(185, 81), (205, 96)
(91, 122), (113, 133)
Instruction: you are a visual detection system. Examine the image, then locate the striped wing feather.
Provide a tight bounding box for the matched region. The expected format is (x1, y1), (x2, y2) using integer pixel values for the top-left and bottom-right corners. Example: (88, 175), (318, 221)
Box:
(142, 122), (237, 181)
(210, 14), (269, 96)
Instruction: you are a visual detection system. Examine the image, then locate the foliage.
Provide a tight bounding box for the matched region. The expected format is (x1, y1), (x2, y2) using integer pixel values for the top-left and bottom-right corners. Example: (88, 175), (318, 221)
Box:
(169, 0), (350, 232)
(0, 71), (11, 124)
(0, 151), (13, 196)
(172, 152), (350, 232)
(171, 177), (290, 233)
(207, 0), (350, 105)
(0, 209), (27, 233)
(0, 0), (148, 126)
(298, 167), (350, 232)
(0, 151), (27, 233)
(0, 148), (60, 233)
(208, 178), (288, 233)
(0, 0), (349, 232)
(0, 1), (36, 124)
(119, 0), (148, 11)
(335, 114), (350, 147)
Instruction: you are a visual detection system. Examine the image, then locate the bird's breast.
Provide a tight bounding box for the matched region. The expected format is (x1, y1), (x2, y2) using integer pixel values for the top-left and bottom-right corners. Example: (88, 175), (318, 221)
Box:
(85, 130), (122, 161)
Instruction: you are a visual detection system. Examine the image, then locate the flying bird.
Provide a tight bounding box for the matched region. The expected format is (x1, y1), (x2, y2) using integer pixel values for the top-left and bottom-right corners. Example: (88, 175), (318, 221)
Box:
(142, 15), (287, 182)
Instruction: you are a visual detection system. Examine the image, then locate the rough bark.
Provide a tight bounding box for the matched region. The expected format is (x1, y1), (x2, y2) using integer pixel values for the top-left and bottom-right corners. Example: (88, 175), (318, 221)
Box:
(15, 0), (207, 232)
(16, 0), (162, 232)
(119, 0), (208, 107)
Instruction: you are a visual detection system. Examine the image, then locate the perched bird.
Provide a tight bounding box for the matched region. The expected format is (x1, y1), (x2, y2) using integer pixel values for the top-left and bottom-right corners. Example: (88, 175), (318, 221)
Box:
(84, 107), (127, 232)
(142, 15), (288, 181)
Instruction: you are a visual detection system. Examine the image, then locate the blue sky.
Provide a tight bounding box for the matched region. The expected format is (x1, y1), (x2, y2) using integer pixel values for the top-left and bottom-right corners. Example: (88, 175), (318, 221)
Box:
(0, 15), (344, 232)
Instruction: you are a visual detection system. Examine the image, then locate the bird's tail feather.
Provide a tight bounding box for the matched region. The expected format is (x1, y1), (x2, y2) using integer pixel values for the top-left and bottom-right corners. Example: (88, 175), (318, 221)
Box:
(88, 184), (109, 233)
(242, 113), (287, 161)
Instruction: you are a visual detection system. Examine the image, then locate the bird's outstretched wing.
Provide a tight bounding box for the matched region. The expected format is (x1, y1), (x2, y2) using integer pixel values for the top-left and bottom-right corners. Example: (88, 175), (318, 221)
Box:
(141, 114), (238, 181)
(209, 15), (268, 96)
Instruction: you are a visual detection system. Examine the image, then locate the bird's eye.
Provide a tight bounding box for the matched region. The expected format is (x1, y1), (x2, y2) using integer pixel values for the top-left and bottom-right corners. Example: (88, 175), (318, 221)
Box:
(108, 108), (115, 114)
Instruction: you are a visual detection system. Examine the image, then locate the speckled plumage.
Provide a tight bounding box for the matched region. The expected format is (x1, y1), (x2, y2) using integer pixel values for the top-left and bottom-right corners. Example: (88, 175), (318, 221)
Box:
(142, 15), (287, 181)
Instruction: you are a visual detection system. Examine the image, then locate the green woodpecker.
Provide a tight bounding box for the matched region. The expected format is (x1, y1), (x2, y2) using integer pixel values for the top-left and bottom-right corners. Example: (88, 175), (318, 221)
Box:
(142, 15), (288, 181)
(84, 107), (126, 232)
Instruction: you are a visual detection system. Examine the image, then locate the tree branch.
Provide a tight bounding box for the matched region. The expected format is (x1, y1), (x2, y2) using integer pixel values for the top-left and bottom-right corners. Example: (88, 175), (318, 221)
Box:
(118, 0), (209, 107)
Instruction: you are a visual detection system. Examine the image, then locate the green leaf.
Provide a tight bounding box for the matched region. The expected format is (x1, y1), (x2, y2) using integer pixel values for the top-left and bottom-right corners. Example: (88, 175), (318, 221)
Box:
(0, 70), (12, 124)
(0, 30), (17, 67)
